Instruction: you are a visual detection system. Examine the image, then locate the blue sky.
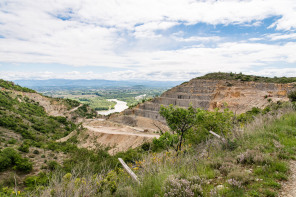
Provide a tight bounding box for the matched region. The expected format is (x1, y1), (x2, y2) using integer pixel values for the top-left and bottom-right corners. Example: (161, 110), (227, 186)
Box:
(0, 0), (296, 81)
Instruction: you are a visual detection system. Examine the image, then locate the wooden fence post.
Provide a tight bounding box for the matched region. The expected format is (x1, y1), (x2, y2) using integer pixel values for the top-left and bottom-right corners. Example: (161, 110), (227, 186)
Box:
(209, 130), (226, 142)
(118, 158), (140, 184)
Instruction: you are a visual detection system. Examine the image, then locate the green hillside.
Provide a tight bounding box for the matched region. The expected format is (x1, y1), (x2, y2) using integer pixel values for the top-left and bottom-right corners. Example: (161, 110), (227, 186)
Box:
(0, 81), (100, 189)
(0, 79), (36, 93)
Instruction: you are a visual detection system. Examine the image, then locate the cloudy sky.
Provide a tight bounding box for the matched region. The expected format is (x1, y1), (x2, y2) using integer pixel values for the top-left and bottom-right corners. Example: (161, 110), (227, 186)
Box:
(1, 0), (296, 81)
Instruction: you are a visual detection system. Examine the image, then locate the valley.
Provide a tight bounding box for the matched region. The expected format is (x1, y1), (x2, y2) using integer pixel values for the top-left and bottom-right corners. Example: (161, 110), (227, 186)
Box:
(35, 85), (172, 112)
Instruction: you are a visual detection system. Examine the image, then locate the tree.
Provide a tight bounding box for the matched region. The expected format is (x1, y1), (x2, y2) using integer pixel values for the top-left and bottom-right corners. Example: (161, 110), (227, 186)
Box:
(159, 105), (204, 152)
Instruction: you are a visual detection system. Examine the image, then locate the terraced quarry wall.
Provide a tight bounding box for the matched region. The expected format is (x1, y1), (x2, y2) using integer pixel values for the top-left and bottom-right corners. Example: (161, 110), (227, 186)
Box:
(123, 79), (296, 121)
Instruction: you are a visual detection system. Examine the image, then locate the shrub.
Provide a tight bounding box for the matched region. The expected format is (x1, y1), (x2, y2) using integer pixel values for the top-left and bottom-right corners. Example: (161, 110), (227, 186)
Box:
(164, 175), (203, 197)
(47, 161), (59, 171)
(288, 91), (296, 102)
(15, 158), (33, 172)
(237, 149), (270, 165)
(0, 148), (33, 172)
(141, 142), (152, 151)
(222, 138), (238, 151)
(152, 132), (178, 151)
(97, 170), (119, 194)
(218, 162), (236, 176)
(227, 169), (252, 185)
(0, 155), (11, 171)
(227, 178), (242, 188)
(24, 172), (49, 188)
(7, 139), (17, 144)
(33, 150), (40, 154)
(18, 144), (30, 153)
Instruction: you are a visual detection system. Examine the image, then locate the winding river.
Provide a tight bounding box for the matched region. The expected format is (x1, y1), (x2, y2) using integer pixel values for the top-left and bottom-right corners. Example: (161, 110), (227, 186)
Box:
(97, 99), (128, 115)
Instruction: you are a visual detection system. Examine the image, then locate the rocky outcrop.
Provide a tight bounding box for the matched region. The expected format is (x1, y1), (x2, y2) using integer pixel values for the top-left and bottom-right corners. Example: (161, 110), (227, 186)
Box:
(123, 79), (296, 121)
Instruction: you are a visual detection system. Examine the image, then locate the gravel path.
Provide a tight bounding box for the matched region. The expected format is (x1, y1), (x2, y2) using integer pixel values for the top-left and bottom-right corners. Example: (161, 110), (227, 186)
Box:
(279, 160), (296, 197)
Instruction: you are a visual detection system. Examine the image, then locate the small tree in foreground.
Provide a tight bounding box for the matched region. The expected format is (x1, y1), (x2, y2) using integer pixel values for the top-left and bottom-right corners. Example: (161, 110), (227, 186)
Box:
(159, 105), (204, 152)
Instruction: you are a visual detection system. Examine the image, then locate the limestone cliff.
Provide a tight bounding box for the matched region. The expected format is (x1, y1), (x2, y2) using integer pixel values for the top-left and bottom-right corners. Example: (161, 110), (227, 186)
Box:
(123, 79), (296, 121)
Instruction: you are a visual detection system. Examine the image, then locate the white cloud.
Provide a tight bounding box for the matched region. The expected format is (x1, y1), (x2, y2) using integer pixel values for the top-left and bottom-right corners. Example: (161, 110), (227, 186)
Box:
(248, 38), (263, 41)
(247, 68), (296, 78)
(0, 0), (296, 81)
(267, 33), (296, 40)
(174, 36), (221, 42)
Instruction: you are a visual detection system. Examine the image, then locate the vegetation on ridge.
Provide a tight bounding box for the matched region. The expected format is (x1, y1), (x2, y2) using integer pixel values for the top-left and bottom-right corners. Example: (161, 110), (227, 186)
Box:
(196, 72), (296, 83)
(0, 79), (36, 93)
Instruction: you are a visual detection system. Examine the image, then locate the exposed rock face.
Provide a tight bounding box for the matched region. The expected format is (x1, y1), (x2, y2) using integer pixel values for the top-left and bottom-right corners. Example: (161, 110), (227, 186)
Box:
(123, 79), (296, 121)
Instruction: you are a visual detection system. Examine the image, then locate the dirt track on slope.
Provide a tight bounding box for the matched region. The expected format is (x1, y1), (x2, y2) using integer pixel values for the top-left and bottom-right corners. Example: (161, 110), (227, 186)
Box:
(84, 126), (159, 138)
(279, 160), (296, 197)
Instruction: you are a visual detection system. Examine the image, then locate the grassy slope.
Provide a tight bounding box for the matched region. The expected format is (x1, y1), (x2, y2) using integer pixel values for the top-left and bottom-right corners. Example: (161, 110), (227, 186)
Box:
(19, 105), (296, 197)
(129, 108), (296, 197)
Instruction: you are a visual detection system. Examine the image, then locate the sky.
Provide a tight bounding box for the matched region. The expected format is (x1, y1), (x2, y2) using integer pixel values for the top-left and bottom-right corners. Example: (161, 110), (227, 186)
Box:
(0, 0), (296, 81)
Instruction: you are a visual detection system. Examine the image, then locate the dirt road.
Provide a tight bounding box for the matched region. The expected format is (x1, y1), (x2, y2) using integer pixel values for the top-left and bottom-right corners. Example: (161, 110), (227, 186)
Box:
(68, 104), (83, 113)
(84, 125), (160, 138)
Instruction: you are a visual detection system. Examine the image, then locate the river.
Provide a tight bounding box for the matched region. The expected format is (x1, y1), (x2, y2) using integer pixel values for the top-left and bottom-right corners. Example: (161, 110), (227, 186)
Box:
(97, 99), (128, 115)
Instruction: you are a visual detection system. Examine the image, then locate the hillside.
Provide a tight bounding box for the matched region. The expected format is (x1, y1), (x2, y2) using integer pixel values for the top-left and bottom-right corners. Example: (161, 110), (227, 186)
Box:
(0, 79), (161, 192)
(1, 76), (296, 196)
(0, 80), (99, 184)
(120, 73), (296, 123)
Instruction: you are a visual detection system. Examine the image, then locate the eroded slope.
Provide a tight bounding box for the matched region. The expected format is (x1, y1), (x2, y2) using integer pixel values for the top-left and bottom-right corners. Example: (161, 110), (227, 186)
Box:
(123, 79), (296, 121)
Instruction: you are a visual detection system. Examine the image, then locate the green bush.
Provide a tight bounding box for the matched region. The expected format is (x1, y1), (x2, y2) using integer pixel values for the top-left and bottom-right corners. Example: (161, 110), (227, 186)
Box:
(152, 132), (178, 151)
(47, 161), (60, 171)
(33, 150), (40, 154)
(24, 172), (49, 188)
(18, 144), (30, 153)
(7, 139), (17, 144)
(0, 148), (33, 172)
(0, 155), (11, 171)
(15, 158), (33, 172)
(288, 91), (296, 102)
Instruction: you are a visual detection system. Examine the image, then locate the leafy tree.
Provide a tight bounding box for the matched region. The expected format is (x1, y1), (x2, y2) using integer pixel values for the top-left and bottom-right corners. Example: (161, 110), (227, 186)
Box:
(159, 105), (204, 152)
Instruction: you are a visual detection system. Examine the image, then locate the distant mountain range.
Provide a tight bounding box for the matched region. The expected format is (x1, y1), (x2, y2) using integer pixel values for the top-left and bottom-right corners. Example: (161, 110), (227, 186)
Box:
(13, 79), (183, 88)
